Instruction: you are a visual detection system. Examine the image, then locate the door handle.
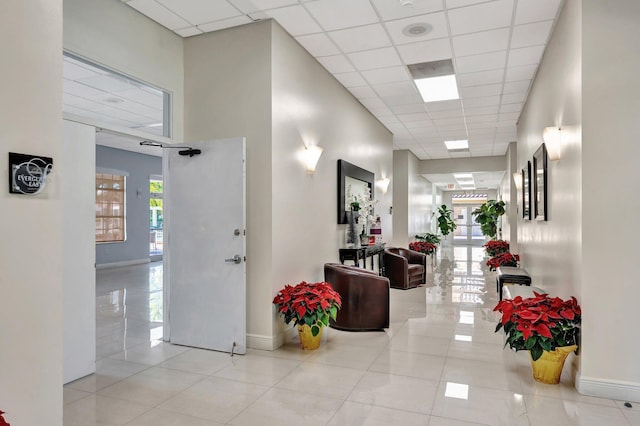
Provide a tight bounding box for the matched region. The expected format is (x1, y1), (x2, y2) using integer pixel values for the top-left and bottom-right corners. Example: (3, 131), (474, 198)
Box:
(225, 255), (242, 264)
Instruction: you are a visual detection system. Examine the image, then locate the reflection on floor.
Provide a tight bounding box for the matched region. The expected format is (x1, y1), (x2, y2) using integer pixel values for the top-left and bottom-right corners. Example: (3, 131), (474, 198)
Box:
(64, 247), (639, 425)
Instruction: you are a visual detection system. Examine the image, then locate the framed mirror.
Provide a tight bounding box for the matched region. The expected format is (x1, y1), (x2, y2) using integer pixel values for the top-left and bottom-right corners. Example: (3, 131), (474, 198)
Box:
(337, 159), (374, 224)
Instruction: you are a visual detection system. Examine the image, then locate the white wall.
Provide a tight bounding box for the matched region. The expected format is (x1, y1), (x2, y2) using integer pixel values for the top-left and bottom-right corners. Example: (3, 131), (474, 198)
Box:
(62, 121), (96, 384)
(580, 0), (640, 399)
(499, 142), (518, 249)
(392, 150), (432, 247)
(270, 22), (393, 337)
(183, 21), (273, 348)
(0, 1), (63, 424)
(516, 0), (581, 301)
(63, 0), (184, 141)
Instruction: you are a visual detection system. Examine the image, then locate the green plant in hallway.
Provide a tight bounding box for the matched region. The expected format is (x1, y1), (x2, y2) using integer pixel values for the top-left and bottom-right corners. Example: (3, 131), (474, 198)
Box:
(415, 232), (441, 245)
(472, 200), (506, 239)
(436, 204), (457, 237)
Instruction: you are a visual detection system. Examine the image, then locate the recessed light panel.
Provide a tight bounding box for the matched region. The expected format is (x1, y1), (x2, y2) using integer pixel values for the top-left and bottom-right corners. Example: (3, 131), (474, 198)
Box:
(445, 139), (469, 150)
(415, 74), (460, 102)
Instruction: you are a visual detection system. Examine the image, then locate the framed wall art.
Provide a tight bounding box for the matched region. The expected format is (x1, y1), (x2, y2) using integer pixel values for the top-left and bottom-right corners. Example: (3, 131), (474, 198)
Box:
(522, 161), (531, 220)
(532, 143), (548, 221)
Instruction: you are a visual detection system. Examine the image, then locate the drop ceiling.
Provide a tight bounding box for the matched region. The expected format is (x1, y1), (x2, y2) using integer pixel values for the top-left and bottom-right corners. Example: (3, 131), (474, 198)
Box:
(121, 0), (563, 162)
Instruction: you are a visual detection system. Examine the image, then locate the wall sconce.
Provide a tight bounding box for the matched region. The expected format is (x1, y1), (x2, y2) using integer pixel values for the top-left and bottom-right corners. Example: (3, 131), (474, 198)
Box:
(376, 177), (390, 194)
(542, 127), (562, 161)
(301, 145), (323, 173)
(512, 172), (522, 190)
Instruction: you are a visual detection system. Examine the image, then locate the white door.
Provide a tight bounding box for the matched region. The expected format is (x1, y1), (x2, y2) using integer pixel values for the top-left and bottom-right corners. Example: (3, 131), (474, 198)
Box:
(165, 138), (246, 354)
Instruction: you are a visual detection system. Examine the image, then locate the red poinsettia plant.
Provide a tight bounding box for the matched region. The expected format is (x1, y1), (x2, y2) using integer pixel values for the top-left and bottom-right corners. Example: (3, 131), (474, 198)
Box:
(409, 241), (437, 255)
(484, 240), (510, 257)
(273, 281), (342, 337)
(494, 292), (581, 361)
(486, 252), (519, 271)
(0, 410), (10, 426)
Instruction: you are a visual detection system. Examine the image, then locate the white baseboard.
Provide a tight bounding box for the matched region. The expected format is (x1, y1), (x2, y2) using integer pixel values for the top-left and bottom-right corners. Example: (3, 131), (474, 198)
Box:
(96, 258), (150, 269)
(247, 333), (284, 351)
(577, 374), (640, 402)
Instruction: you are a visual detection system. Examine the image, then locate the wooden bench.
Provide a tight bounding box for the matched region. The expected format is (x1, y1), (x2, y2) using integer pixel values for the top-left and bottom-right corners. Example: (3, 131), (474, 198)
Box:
(496, 266), (532, 301)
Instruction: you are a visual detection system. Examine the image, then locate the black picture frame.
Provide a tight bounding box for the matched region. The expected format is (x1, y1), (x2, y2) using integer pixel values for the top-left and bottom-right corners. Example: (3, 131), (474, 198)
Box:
(533, 143), (548, 221)
(337, 159), (374, 224)
(522, 161), (531, 220)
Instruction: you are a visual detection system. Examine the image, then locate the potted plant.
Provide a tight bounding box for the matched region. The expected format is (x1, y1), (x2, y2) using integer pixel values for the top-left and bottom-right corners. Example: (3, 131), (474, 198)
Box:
(494, 292), (581, 384)
(472, 200), (506, 239)
(272, 281), (342, 350)
(486, 252), (519, 271)
(0, 410), (10, 426)
(409, 241), (437, 255)
(415, 232), (441, 245)
(484, 240), (510, 257)
(436, 204), (456, 238)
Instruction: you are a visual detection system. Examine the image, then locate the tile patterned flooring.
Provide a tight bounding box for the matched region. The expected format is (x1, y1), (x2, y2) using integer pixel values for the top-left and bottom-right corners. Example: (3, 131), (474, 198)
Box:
(64, 246), (640, 425)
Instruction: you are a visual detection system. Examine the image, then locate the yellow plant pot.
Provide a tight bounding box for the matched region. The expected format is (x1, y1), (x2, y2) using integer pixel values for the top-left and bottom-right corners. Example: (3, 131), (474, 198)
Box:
(297, 324), (323, 350)
(530, 345), (577, 384)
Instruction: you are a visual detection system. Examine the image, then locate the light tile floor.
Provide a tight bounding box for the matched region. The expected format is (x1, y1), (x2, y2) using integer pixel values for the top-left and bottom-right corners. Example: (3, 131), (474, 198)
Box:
(64, 246), (639, 425)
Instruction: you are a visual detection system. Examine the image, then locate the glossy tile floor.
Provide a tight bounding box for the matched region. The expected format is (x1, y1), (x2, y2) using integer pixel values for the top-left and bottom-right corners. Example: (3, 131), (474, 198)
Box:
(64, 246), (640, 425)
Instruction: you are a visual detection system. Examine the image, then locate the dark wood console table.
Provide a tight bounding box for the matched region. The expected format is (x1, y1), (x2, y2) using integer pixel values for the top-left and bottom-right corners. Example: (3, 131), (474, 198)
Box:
(339, 243), (386, 274)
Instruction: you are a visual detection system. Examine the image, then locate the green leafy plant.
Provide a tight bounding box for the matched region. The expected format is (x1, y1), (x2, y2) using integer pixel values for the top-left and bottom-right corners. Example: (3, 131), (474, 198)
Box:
(272, 281), (342, 337)
(415, 232), (441, 244)
(472, 200), (506, 239)
(494, 292), (581, 361)
(437, 204), (457, 236)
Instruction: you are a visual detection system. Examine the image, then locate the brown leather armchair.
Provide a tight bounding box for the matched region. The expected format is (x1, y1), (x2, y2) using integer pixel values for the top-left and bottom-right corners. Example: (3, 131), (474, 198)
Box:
(383, 248), (426, 289)
(324, 263), (389, 331)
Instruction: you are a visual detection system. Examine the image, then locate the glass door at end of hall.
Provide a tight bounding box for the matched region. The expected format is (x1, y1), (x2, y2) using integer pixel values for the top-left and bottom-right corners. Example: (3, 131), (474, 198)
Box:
(150, 176), (163, 260)
(453, 205), (484, 244)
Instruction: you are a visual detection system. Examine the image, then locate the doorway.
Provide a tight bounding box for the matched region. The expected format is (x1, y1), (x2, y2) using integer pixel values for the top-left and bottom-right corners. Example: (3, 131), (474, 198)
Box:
(149, 175), (163, 261)
(452, 204), (484, 245)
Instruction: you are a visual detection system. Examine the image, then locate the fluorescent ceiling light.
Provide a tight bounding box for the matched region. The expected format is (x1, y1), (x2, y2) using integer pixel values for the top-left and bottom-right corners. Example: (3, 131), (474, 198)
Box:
(415, 74), (459, 102)
(445, 140), (469, 150)
(456, 178), (474, 183)
(454, 173), (473, 179)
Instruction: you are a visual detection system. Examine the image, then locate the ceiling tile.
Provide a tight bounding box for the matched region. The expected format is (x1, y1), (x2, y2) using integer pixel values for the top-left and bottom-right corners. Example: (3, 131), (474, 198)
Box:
(457, 69), (504, 87)
(174, 26), (203, 37)
(316, 55), (355, 73)
(464, 96), (500, 108)
(329, 24), (392, 53)
(198, 15), (252, 32)
(332, 72), (367, 87)
(514, 0), (562, 25)
(404, 120), (436, 129)
(453, 28), (510, 57)
(455, 50), (507, 74)
(381, 92), (423, 106)
(499, 111), (521, 121)
(501, 92), (527, 104)
(502, 81), (530, 94)
(460, 83), (502, 98)
(434, 117), (465, 127)
(127, 0), (190, 29)
(63, 61), (102, 80)
(468, 121), (498, 130)
(348, 47), (402, 71)
(374, 81), (420, 98)
(499, 102), (523, 113)
(156, 0), (240, 25)
(396, 37), (452, 65)
(391, 104), (428, 114)
(464, 105), (499, 116)
(361, 66), (410, 85)
(446, 0), (491, 8)
(507, 45), (545, 67)
(384, 12), (449, 45)
(348, 85), (377, 99)
(447, 0), (514, 36)
(466, 114), (498, 123)
(428, 108), (464, 119)
(511, 20), (554, 48)
(372, 0), (443, 21)
(468, 127), (496, 136)
(305, 0), (378, 31)
(368, 105), (395, 117)
(266, 5), (322, 36)
(398, 112), (431, 123)
(360, 97), (388, 110)
(295, 33), (340, 57)
(505, 64), (537, 82)
(228, 0), (297, 13)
